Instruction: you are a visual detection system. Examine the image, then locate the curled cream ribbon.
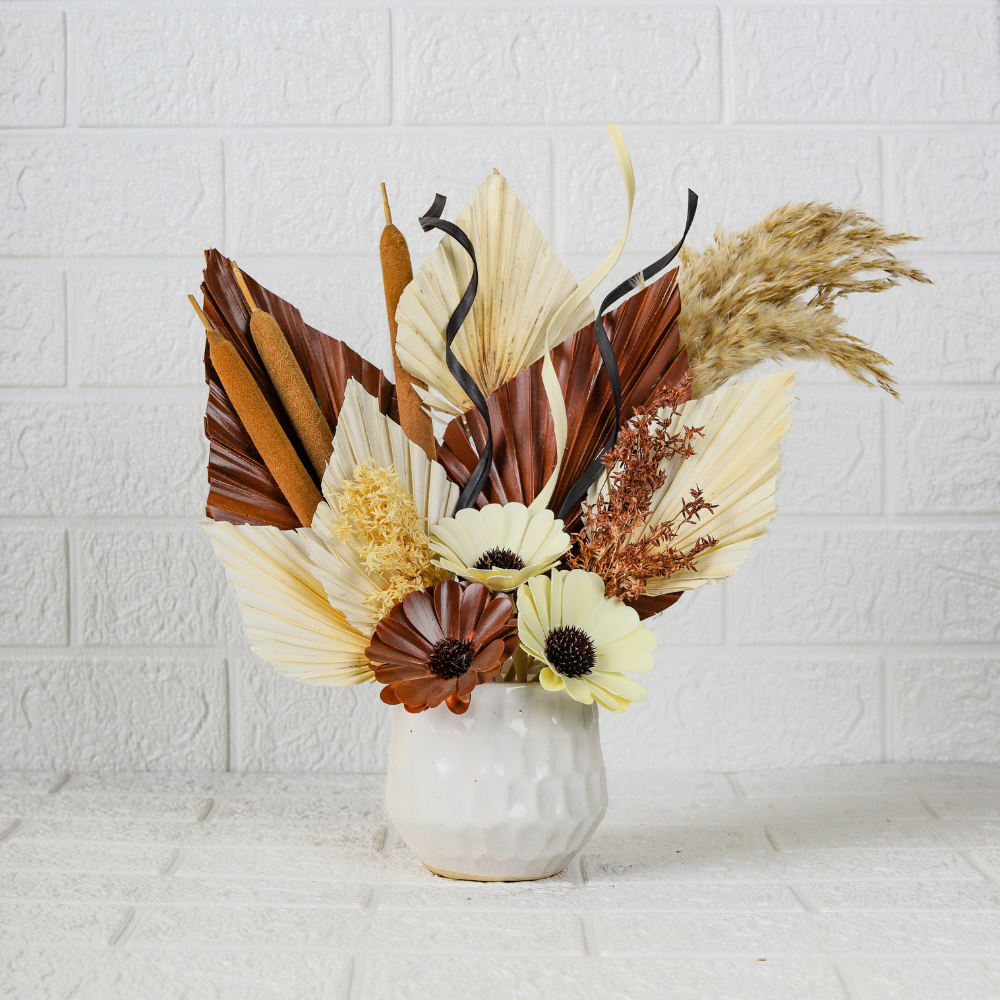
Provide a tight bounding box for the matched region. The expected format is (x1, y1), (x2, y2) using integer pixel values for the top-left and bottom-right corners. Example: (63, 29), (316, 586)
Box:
(526, 123), (636, 515)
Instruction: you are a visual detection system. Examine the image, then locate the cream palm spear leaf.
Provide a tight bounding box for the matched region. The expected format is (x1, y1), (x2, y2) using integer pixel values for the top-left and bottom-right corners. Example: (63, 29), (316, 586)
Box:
(587, 371), (795, 596)
(203, 521), (372, 685)
(643, 371), (795, 593)
(394, 172), (595, 416)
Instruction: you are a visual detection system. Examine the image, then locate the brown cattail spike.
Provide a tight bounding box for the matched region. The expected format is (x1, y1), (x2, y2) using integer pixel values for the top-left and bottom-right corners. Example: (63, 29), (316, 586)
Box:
(190, 295), (322, 526)
(230, 262), (334, 479)
(380, 184), (437, 461)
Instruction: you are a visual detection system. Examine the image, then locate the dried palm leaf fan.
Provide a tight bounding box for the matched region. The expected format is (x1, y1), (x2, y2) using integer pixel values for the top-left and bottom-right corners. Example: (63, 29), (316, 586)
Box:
(394, 172), (596, 416)
(437, 267), (689, 528)
(200, 249), (398, 528)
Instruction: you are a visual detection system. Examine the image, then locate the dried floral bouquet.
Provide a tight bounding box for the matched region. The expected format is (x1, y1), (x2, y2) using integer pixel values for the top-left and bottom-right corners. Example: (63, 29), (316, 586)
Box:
(197, 127), (928, 717)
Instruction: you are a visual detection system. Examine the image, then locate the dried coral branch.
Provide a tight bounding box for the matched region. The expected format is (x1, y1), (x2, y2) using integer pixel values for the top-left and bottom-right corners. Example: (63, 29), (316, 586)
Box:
(566, 376), (716, 603)
(678, 203), (931, 398)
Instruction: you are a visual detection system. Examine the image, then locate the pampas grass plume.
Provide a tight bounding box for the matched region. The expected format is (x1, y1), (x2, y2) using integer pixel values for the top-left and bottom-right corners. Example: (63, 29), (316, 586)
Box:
(678, 203), (931, 398)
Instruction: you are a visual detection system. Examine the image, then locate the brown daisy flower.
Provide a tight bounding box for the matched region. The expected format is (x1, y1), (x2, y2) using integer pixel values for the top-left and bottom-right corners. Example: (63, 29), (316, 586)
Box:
(366, 580), (519, 715)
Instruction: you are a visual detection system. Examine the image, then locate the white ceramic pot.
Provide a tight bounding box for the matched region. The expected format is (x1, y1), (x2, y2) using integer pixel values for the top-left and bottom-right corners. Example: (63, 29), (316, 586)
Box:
(385, 682), (607, 881)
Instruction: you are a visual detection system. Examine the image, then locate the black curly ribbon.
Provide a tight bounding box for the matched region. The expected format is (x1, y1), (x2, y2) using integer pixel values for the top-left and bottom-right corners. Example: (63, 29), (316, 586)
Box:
(418, 194), (492, 511)
(557, 189), (699, 521)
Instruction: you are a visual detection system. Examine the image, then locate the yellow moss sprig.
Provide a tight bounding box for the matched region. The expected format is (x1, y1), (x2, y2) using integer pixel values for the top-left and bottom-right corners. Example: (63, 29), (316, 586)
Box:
(332, 462), (449, 618)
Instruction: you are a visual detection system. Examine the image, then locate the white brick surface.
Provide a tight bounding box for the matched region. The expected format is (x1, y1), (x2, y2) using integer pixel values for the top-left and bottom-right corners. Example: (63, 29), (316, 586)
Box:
(894, 658), (1000, 764)
(780, 397), (883, 515)
(0, 403), (205, 517)
(401, 9), (719, 125)
(0, 272), (65, 387)
(0, 657), (227, 771)
(77, 270), (204, 387)
(602, 657), (881, 773)
(0, 14), (65, 127)
(0, 531), (67, 646)
(894, 398), (1000, 513)
(646, 583), (725, 648)
(234, 137), (552, 259)
(0, 901), (128, 944)
(733, 8), (1000, 123)
(810, 879), (1000, 911)
(731, 529), (1000, 645)
(361, 955), (847, 1000)
(0, 141), (223, 256)
(236, 659), (392, 773)
(0, 946), (353, 1000)
(79, 10), (390, 126)
(2, 0), (999, 785)
(560, 136), (881, 255)
(854, 262), (1000, 384)
(850, 958), (1000, 1000)
(0, 767), (996, 997)
(891, 137), (1000, 251)
(79, 528), (238, 647)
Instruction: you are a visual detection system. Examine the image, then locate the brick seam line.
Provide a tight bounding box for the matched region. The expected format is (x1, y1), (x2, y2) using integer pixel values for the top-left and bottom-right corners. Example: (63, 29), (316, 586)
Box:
(348, 955), (367, 1000)
(834, 960), (864, 1000)
(0, 819), (21, 843)
(48, 772), (71, 794)
(108, 905), (142, 948)
(916, 791), (997, 886)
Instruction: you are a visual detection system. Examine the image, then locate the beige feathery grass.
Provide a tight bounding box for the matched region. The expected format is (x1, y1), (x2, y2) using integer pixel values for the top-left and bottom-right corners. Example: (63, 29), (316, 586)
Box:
(678, 203), (931, 398)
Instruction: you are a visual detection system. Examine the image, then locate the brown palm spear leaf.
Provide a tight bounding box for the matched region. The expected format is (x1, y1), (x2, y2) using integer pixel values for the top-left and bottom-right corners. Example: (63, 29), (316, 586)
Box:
(437, 267), (690, 531)
(201, 249), (398, 528)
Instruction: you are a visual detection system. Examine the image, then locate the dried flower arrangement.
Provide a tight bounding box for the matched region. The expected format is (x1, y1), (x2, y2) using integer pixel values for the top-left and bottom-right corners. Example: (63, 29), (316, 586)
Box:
(197, 126), (927, 715)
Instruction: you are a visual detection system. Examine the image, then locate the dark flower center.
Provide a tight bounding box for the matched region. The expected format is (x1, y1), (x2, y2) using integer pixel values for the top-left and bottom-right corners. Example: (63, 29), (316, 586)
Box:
(545, 626), (596, 678)
(427, 637), (475, 680)
(473, 547), (526, 571)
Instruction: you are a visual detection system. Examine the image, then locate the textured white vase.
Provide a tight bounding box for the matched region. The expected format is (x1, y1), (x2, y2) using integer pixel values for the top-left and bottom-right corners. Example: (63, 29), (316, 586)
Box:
(385, 682), (608, 881)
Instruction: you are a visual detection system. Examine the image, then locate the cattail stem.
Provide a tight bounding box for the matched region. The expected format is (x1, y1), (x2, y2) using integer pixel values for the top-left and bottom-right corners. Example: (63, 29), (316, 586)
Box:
(381, 182), (392, 226)
(380, 184), (436, 461)
(230, 263), (334, 479)
(190, 295), (322, 526)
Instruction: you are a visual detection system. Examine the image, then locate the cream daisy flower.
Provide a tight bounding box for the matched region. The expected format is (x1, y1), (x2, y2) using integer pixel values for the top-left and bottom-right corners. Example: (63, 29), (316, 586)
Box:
(516, 568), (656, 712)
(429, 502), (570, 592)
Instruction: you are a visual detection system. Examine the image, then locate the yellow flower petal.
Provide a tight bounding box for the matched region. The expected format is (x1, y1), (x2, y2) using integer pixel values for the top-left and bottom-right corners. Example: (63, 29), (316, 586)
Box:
(539, 666), (563, 692)
(562, 676), (595, 704)
(519, 507), (555, 562)
(516, 586), (547, 655)
(525, 574), (552, 635)
(588, 603), (642, 648)
(559, 569), (595, 629)
(454, 507), (490, 557)
(595, 649), (655, 674)
(502, 502), (530, 551)
(586, 682), (629, 712)
(588, 670), (647, 702)
(479, 503), (507, 550)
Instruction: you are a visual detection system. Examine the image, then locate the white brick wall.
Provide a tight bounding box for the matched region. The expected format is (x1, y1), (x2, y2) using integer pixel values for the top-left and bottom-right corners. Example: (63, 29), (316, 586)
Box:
(1, 0), (998, 772)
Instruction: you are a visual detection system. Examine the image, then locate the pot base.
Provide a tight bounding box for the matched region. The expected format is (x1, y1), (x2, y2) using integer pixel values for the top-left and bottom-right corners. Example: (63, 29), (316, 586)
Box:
(424, 863), (561, 882)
